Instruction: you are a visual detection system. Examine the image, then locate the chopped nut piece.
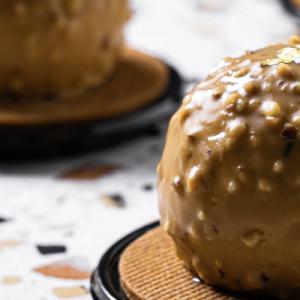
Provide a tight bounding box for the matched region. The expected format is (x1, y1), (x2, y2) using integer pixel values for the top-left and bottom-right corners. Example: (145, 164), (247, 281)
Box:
(289, 35), (300, 46)
(242, 229), (265, 248)
(261, 101), (281, 118)
(273, 161), (284, 174)
(182, 95), (191, 105)
(262, 82), (273, 93)
(228, 181), (238, 193)
(227, 121), (247, 138)
(249, 98), (261, 111)
(250, 134), (259, 147)
(197, 211), (205, 221)
(179, 108), (192, 124)
(233, 67), (249, 78)
(292, 83), (300, 95)
(258, 179), (272, 192)
(266, 117), (281, 127)
(213, 87), (224, 99)
(172, 176), (185, 196)
(292, 115), (300, 127)
(187, 166), (204, 192)
(164, 221), (171, 233)
(237, 165), (248, 182)
(236, 98), (247, 112)
(276, 63), (294, 78)
(244, 82), (258, 95)
(224, 93), (239, 107)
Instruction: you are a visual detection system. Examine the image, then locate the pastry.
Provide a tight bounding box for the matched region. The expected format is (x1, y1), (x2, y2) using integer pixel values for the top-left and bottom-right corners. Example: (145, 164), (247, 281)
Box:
(158, 37), (300, 299)
(0, 0), (129, 97)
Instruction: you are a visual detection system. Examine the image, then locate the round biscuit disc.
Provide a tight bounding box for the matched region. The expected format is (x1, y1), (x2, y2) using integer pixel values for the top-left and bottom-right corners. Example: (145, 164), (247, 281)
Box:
(91, 223), (270, 300)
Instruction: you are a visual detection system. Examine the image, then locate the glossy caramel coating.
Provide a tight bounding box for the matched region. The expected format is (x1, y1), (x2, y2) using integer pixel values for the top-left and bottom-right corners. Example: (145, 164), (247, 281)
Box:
(0, 0), (129, 96)
(158, 40), (300, 299)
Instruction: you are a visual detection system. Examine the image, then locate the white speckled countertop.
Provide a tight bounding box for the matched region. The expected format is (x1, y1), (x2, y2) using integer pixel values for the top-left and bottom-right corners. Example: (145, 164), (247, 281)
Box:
(0, 1), (297, 299)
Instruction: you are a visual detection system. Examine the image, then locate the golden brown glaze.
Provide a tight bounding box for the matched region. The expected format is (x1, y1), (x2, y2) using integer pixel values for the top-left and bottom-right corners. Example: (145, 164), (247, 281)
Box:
(0, 0), (129, 96)
(158, 39), (300, 299)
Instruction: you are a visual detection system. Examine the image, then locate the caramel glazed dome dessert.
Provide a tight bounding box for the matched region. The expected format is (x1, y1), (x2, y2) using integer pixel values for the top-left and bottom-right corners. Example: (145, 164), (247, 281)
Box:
(158, 36), (300, 300)
(0, 0), (129, 97)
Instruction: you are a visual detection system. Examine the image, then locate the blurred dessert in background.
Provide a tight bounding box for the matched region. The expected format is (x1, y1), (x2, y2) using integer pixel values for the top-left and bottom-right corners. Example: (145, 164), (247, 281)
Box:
(292, 0), (300, 9)
(0, 0), (130, 97)
(158, 37), (300, 299)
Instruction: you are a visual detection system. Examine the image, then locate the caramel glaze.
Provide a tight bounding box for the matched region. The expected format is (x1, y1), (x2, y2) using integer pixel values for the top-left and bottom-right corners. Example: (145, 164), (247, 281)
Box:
(0, 0), (129, 97)
(158, 38), (300, 299)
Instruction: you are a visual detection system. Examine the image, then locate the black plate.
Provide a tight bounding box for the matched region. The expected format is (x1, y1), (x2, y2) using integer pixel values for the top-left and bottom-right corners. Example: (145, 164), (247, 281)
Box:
(91, 222), (277, 300)
(281, 0), (300, 21)
(0, 65), (182, 160)
(91, 221), (160, 300)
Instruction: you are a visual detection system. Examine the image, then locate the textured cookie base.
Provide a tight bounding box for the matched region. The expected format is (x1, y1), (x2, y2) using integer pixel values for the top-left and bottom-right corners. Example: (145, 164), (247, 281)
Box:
(0, 48), (169, 126)
(119, 227), (265, 300)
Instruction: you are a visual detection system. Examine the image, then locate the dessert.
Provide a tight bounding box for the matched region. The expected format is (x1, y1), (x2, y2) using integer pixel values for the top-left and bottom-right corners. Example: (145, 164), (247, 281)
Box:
(291, 0), (300, 9)
(0, 0), (129, 97)
(0, 48), (169, 125)
(158, 37), (300, 299)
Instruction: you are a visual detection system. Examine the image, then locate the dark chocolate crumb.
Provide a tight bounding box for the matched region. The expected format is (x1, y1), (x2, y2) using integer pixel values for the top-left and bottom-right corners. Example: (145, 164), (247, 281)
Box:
(142, 184), (154, 191)
(261, 273), (270, 283)
(283, 142), (294, 157)
(218, 269), (225, 278)
(212, 224), (219, 234)
(36, 245), (67, 255)
(102, 194), (125, 208)
(278, 80), (284, 87)
(235, 278), (242, 287)
(281, 124), (299, 141)
(187, 135), (197, 145)
(237, 165), (245, 172)
(44, 93), (57, 102)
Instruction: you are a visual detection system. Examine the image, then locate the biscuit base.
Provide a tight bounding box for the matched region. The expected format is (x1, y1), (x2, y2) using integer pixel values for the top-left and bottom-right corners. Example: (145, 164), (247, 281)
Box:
(0, 48), (169, 126)
(119, 227), (267, 300)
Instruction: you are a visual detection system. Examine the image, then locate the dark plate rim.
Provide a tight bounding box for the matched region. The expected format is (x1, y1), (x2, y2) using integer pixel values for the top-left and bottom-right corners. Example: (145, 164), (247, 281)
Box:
(91, 221), (160, 300)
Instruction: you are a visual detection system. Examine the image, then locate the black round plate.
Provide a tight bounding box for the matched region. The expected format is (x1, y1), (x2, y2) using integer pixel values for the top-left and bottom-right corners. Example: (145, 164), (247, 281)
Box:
(91, 221), (160, 300)
(0, 65), (182, 160)
(281, 0), (300, 21)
